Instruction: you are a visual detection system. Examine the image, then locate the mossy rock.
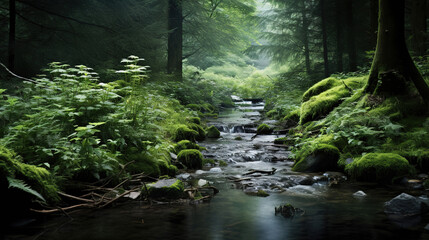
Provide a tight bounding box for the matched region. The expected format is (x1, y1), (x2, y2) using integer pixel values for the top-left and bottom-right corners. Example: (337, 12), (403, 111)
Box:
(0, 145), (59, 203)
(257, 124), (273, 135)
(174, 125), (199, 142)
(177, 149), (203, 169)
(145, 179), (184, 199)
(302, 77), (340, 102)
(206, 126), (221, 138)
(283, 109), (300, 126)
(173, 140), (206, 154)
(274, 137), (295, 145)
(188, 117), (201, 125)
(187, 123), (206, 141)
(345, 153), (412, 183)
(292, 144), (340, 172)
(300, 77), (366, 124)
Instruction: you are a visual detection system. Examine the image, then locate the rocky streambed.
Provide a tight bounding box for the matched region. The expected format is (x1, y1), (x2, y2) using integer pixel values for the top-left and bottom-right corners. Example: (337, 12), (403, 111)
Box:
(7, 98), (429, 240)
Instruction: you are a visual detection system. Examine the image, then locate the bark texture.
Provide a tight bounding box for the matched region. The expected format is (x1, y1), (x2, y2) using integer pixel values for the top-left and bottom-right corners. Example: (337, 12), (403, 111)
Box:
(167, 0), (183, 80)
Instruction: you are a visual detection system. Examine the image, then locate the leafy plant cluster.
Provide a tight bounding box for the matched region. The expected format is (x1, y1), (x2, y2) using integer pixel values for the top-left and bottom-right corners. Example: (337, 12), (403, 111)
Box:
(0, 56), (187, 182)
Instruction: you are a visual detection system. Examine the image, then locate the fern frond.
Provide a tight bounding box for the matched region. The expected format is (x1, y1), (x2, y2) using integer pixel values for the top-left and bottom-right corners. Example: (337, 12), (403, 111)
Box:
(7, 177), (46, 202)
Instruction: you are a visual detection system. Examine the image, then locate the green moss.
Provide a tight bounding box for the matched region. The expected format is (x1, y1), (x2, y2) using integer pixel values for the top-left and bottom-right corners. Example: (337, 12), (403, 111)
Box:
(188, 117), (201, 125)
(174, 125), (199, 142)
(187, 123), (206, 141)
(257, 124), (273, 135)
(177, 149), (203, 169)
(345, 153), (412, 183)
(218, 160), (227, 167)
(300, 77), (366, 124)
(203, 158), (216, 166)
(292, 144), (340, 172)
(256, 189), (269, 197)
(283, 109), (300, 124)
(300, 85), (350, 124)
(206, 126), (221, 138)
(274, 137), (295, 145)
(302, 77), (340, 102)
(397, 150), (429, 173)
(0, 145), (59, 202)
(173, 140), (206, 154)
(234, 136), (243, 140)
(146, 179), (184, 199)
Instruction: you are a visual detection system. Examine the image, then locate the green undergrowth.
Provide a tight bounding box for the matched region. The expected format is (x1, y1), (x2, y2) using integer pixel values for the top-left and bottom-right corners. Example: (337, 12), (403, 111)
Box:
(0, 56), (235, 204)
(0, 145), (59, 203)
(287, 74), (429, 181)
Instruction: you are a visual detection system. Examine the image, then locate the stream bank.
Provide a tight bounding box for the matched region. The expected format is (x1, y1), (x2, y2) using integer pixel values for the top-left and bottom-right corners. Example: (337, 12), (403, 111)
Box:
(5, 99), (429, 240)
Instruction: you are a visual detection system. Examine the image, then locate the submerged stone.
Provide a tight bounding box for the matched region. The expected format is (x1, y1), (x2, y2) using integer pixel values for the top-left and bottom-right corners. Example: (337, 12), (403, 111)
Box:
(384, 193), (428, 216)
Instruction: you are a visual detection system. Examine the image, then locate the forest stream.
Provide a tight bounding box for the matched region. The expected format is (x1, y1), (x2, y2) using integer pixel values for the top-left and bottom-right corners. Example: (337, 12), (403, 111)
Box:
(7, 100), (429, 240)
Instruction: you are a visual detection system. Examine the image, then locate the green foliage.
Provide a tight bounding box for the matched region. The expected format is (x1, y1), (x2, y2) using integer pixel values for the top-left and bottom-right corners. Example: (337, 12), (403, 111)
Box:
(206, 126), (221, 138)
(177, 149), (203, 169)
(0, 57), (187, 184)
(257, 124), (273, 135)
(346, 153), (412, 183)
(0, 145), (59, 202)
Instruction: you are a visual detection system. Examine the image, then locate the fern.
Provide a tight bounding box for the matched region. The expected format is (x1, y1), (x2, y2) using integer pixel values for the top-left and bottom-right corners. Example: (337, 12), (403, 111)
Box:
(7, 177), (46, 202)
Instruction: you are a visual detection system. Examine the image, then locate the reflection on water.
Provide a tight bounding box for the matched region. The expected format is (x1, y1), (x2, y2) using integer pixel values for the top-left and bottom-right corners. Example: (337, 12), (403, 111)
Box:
(11, 184), (429, 240)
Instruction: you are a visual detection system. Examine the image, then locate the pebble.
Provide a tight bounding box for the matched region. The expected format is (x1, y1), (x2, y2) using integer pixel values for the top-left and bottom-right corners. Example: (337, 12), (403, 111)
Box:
(210, 167), (222, 173)
(353, 190), (367, 198)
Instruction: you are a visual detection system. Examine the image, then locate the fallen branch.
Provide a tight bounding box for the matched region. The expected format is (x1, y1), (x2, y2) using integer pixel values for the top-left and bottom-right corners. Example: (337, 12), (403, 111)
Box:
(243, 168), (277, 176)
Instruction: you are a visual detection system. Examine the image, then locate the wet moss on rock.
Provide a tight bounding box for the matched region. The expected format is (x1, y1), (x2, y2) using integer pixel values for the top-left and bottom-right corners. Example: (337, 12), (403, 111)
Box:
(206, 126), (221, 138)
(257, 124), (273, 135)
(187, 123), (206, 141)
(173, 140), (206, 154)
(292, 144), (340, 172)
(300, 77), (366, 124)
(145, 179), (184, 199)
(174, 125), (199, 142)
(188, 117), (201, 125)
(177, 149), (203, 169)
(345, 153), (412, 183)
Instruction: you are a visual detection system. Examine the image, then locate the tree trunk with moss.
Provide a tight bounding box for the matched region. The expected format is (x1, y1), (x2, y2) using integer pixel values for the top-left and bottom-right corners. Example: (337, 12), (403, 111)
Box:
(365, 0), (429, 105)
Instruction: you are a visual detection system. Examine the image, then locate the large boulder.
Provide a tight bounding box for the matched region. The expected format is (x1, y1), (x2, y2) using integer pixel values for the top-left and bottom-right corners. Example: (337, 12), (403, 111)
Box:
(346, 153), (412, 183)
(384, 193), (428, 216)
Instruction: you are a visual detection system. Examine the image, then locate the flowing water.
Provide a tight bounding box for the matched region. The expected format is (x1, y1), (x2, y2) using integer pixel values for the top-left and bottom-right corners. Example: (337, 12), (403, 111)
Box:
(5, 99), (429, 240)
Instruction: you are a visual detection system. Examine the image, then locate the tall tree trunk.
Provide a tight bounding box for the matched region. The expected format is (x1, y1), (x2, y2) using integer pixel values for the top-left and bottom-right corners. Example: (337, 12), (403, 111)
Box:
(369, 0), (379, 48)
(345, 0), (357, 72)
(302, 9), (311, 74)
(335, 0), (343, 72)
(8, 0), (16, 72)
(320, 0), (329, 77)
(167, 0), (183, 80)
(411, 0), (427, 56)
(366, 0), (429, 104)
